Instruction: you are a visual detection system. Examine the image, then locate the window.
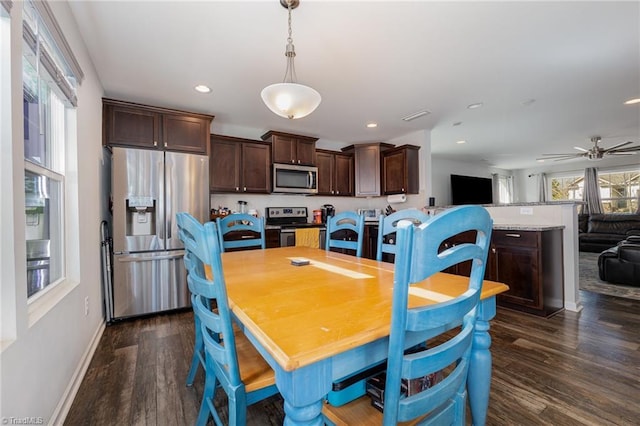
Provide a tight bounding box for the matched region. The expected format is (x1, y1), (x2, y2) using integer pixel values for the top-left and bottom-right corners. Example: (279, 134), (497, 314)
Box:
(22, 0), (77, 299)
(550, 168), (639, 213)
(494, 174), (513, 204)
(598, 170), (639, 213)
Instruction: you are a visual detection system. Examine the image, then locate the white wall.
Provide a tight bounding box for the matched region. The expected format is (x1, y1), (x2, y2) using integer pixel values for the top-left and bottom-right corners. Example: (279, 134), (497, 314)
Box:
(430, 156), (510, 206)
(0, 2), (106, 423)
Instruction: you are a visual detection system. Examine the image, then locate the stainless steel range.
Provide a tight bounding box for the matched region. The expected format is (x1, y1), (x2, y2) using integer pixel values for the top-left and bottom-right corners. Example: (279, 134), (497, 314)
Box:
(265, 207), (326, 248)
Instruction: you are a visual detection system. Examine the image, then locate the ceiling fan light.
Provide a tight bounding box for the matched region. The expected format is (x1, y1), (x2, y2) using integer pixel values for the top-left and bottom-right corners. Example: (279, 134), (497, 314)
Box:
(261, 83), (321, 119)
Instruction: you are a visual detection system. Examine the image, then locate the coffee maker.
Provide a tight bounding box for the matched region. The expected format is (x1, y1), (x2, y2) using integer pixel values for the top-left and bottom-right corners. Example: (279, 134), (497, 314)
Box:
(321, 204), (335, 224)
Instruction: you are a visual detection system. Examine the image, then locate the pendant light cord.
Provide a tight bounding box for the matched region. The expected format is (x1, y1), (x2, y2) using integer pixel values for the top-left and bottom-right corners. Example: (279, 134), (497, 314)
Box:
(283, 1), (298, 84)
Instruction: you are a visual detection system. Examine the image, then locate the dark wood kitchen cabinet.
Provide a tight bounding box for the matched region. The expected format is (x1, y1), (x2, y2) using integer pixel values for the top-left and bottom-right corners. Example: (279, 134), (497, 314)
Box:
(103, 98), (213, 154)
(491, 229), (564, 317)
(382, 145), (420, 195)
(342, 142), (394, 197)
(442, 228), (564, 317)
(261, 130), (318, 165)
(316, 149), (354, 196)
(210, 134), (271, 193)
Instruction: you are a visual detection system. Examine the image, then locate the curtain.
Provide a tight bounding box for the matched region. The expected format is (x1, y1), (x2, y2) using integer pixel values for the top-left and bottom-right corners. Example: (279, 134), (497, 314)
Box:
(538, 173), (547, 202)
(491, 174), (499, 203)
(581, 167), (603, 214)
(491, 174), (514, 204)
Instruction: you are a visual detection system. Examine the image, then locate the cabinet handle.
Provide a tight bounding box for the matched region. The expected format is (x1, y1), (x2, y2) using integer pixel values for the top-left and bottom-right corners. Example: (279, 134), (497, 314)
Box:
(235, 187), (239, 191)
(336, 191), (340, 195)
(154, 141), (157, 147)
(505, 233), (521, 238)
(164, 142), (167, 148)
(492, 248), (496, 253)
(243, 187), (247, 192)
(298, 159), (301, 164)
(291, 159), (295, 164)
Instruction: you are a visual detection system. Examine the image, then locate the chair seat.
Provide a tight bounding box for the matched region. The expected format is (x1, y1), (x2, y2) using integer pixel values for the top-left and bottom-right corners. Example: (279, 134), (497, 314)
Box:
(233, 327), (276, 392)
(323, 397), (425, 426)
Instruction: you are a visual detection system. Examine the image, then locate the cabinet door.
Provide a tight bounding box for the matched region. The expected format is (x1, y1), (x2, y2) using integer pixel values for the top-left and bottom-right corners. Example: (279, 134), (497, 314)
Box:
(316, 151), (334, 195)
(383, 149), (407, 194)
(334, 153), (354, 196)
(495, 245), (541, 309)
(241, 143), (271, 193)
(210, 139), (241, 192)
(163, 113), (210, 154)
(105, 104), (160, 148)
(272, 135), (296, 164)
(296, 139), (317, 165)
(355, 145), (382, 196)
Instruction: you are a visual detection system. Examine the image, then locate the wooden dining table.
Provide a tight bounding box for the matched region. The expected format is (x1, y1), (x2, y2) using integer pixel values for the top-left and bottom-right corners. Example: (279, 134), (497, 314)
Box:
(221, 246), (509, 425)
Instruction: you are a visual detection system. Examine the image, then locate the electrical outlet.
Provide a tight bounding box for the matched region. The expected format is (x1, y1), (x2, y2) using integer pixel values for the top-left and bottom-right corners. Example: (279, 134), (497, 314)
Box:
(520, 207), (534, 215)
(84, 296), (89, 316)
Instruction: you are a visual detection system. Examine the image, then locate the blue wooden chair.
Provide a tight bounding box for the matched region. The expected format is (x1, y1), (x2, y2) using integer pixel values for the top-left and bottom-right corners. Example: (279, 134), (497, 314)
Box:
(325, 211), (365, 257)
(216, 213), (266, 252)
(376, 209), (431, 262)
(323, 205), (493, 425)
(179, 214), (278, 426)
(176, 212), (207, 387)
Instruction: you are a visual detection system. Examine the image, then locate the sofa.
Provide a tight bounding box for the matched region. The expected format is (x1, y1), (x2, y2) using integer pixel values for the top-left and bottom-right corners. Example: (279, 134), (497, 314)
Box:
(598, 236), (640, 286)
(578, 213), (640, 253)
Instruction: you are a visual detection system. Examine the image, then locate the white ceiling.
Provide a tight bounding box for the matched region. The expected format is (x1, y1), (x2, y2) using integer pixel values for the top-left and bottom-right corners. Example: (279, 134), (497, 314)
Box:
(68, 0), (640, 170)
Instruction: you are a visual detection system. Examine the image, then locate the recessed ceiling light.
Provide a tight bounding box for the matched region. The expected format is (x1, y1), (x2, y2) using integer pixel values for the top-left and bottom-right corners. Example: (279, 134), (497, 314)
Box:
(456, 140), (466, 144)
(401, 110), (430, 121)
(194, 84), (211, 94)
(366, 122), (378, 128)
(624, 98), (640, 105)
(467, 102), (483, 109)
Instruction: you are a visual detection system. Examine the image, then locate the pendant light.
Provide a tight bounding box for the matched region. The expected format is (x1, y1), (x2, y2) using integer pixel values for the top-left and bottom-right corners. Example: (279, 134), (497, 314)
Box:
(261, 0), (321, 119)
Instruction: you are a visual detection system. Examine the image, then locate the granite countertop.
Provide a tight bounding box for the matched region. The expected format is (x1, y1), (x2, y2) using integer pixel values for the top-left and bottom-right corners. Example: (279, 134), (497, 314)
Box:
(493, 224), (565, 231)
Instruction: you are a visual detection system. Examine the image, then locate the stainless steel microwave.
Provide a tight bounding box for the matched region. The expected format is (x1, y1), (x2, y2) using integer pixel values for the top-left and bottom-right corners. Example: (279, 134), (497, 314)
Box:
(273, 163), (318, 194)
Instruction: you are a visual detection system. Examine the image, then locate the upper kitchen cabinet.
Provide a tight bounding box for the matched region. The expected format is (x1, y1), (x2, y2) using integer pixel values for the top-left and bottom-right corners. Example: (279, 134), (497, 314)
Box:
(342, 142), (394, 197)
(316, 150), (354, 196)
(210, 134), (271, 194)
(103, 98), (214, 154)
(382, 145), (420, 194)
(261, 130), (318, 165)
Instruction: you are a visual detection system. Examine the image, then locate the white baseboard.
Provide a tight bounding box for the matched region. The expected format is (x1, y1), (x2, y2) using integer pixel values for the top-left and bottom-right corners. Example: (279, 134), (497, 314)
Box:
(49, 320), (106, 425)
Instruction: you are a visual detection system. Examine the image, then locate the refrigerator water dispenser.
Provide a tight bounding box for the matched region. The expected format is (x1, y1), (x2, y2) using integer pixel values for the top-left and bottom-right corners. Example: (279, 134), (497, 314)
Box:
(126, 197), (156, 236)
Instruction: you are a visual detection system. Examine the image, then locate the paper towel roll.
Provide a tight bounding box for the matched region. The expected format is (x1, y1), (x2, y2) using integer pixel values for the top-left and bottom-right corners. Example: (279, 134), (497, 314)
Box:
(387, 194), (407, 203)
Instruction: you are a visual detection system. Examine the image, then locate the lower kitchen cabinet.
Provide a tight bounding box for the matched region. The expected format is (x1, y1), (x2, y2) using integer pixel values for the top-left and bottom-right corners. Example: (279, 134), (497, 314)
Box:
(266, 229), (280, 248)
(441, 228), (564, 317)
(492, 229), (564, 316)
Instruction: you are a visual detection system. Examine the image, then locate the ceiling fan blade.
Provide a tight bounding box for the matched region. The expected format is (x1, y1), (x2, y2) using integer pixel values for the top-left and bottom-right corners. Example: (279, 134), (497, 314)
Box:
(574, 146), (589, 152)
(604, 141), (633, 151)
(607, 152), (635, 156)
(537, 154), (583, 160)
(608, 144), (640, 153)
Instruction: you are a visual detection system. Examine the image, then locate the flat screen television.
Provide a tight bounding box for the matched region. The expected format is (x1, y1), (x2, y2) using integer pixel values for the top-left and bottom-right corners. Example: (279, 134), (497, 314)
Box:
(450, 174), (493, 205)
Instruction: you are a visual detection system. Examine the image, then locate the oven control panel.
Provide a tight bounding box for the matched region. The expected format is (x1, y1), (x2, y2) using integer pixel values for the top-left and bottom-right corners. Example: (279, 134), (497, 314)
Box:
(266, 207), (308, 220)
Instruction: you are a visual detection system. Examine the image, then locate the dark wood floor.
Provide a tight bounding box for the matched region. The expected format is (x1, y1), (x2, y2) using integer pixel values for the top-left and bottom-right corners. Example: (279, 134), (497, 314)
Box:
(65, 290), (640, 425)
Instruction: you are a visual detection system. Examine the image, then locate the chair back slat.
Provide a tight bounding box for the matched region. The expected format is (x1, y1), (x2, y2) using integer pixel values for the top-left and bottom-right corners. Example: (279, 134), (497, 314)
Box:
(217, 214), (266, 252)
(376, 209), (431, 261)
(325, 211), (365, 257)
(381, 205), (493, 425)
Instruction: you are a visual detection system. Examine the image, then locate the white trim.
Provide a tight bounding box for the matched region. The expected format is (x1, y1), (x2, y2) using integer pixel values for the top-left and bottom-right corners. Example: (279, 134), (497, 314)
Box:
(27, 278), (78, 327)
(49, 320), (106, 425)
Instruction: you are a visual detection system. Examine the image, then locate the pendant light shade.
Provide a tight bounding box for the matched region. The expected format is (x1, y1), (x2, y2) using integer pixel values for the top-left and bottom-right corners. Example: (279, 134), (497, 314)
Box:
(261, 0), (321, 119)
(261, 83), (321, 119)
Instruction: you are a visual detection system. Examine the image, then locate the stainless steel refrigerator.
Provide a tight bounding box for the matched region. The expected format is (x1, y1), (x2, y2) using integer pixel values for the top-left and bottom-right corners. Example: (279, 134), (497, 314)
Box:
(109, 147), (209, 321)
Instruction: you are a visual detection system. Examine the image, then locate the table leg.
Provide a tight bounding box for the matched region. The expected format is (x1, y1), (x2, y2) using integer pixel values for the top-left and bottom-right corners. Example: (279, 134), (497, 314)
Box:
(467, 297), (496, 426)
(276, 360), (331, 426)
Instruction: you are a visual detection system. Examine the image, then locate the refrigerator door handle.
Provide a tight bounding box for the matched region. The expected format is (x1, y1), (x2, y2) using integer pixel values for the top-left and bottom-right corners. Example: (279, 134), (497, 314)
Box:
(116, 251), (185, 262)
(165, 156), (173, 240)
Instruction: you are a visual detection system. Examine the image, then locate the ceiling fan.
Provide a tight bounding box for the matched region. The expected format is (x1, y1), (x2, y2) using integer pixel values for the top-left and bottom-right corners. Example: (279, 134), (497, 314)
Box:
(537, 136), (640, 161)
